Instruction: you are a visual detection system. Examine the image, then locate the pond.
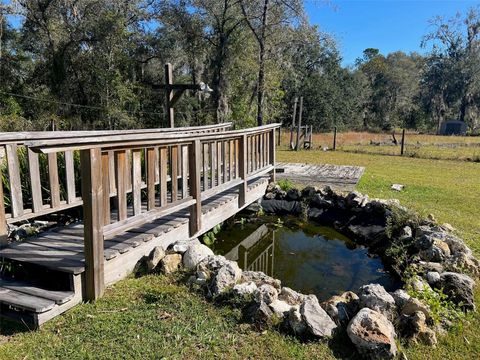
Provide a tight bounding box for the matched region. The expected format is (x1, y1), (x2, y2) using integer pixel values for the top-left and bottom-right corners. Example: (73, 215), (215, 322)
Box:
(211, 217), (399, 301)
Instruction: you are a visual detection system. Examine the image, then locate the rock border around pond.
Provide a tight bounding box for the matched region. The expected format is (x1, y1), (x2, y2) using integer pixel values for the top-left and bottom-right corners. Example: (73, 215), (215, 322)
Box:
(145, 183), (478, 359)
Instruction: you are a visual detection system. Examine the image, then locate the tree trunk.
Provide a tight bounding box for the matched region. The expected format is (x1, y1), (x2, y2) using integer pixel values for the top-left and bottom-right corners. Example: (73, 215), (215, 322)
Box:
(256, 0), (269, 127)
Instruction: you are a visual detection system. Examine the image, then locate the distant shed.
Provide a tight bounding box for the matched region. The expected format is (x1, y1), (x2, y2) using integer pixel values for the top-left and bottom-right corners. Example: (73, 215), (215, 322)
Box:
(439, 120), (467, 135)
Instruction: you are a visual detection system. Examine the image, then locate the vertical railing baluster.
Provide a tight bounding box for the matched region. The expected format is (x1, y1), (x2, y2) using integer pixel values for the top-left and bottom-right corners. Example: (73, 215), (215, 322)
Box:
(0, 161), (7, 247)
(182, 145), (189, 198)
(171, 145), (179, 202)
(101, 152), (110, 226)
(48, 153), (61, 207)
(132, 149), (142, 215)
(210, 142), (216, 188)
(115, 150), (127, 221)
(147, 148), (156, 210)
(5, 144), (23, 217)
(159, 147), (168, 207)
(27, 148), (43, 212)
(65, 150), (76, 204)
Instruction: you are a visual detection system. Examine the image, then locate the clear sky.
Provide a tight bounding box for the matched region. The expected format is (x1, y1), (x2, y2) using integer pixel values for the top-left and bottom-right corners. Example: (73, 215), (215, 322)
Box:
(306, 0), (480, 67)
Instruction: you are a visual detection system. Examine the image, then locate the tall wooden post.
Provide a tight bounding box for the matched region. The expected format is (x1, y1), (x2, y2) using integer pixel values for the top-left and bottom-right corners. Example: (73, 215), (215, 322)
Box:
(333, 126), (337, 150)
(81, 148), (105, 301)
(165, 63), (174, 128)
(238, 134), (247, 207)
(295, 97), (303, 151)
(269, 129), (276, 182)
(400, 128), (406, 156)
(189, 140), (202, 237)
(290, 97), (298, 149)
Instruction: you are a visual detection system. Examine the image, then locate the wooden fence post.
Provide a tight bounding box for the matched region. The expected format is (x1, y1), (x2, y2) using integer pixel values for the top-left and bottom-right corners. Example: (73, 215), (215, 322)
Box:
(333, 126), (337, 151)
(189, 140), (202, 237)
(81, 148), (105, 301)
(238, 135), (248, 207)
(290, 97), (298, 149)
(400, 129), (405, 156)
(295, 97), (303, 151)
(269, 129), (276, 182)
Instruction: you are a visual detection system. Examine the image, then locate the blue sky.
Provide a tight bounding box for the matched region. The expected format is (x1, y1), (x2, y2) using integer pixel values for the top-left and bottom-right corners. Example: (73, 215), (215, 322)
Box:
(306, 0), (479, 67)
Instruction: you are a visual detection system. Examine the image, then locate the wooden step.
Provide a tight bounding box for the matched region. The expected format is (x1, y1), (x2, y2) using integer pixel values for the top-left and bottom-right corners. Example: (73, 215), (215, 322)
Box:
(0, 278), (74, 305)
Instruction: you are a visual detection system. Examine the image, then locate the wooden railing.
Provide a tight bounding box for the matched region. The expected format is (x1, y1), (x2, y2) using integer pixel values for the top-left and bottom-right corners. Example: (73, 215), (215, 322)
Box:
(2, 123), (279, 300)
(0, 123), (231, 235)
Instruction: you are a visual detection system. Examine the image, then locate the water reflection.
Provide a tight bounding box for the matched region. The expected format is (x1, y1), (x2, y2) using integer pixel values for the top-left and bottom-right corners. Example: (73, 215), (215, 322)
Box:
(213, 219), (399, 301)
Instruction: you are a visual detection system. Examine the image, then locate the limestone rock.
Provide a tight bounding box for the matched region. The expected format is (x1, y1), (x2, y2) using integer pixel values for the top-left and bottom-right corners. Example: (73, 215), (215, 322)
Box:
(146, 246), (166, 271)
(171, 238), (201, 254)
(446, 253), (480, 277)
(233, 281), (257, 296)
(212, 261), (242, 295)
(321, 291), (359, 326)
(401, 297), (430, 319)
(438, 272), (475, 311)
(300, 295), (337, 338)
(288, 307), (307, 336)
(269, 299), (293, 318)
(245, 301), (273, 330)
(391, 289), (411, 310)
(286, 188), (301, 201)
(358, 284), (397, 321)
(254, 284), (278, 305)
(399, 311), (437, 346)
(278, 287), (305, 306)
(347, 308), (397, 359)
(419, 239), (451, 262)
(301, 186), (318, 201)
(161, 254), (182, 274)
(241, 271), (281, 290)
(348, 225), (385, 242)
(183, 243), (214, 270)
(426, 271), (441, 286)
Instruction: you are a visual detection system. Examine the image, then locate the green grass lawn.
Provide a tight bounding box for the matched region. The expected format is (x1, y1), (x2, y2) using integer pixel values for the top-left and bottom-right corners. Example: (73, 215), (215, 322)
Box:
(1, 149), (479, 359)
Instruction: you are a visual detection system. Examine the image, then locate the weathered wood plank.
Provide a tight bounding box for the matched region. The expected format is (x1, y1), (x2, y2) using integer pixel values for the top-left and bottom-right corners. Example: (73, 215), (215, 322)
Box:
(147, 147), (156, 210)
(0, 162), (7, 246)
(27, 148), (43, 213)
(210, 142), (216, 188)
(0, 278), (74, 305)
(189, 140), (202, 236)
(48, 152), (61, 208)
(171, 145), (178, 201)
(181, 145), (188, 198)
(5, 144), (24, 217)
(81, 147), (105, 300)
(238, 134), (247, 207)
(115, 150), (128, 221)
(64, 150), (76, 204)
(101, 152), (111, 226)
(0, 287), (56, 313)
(132, 149), (142, 216)
(159, 147), (168, 207)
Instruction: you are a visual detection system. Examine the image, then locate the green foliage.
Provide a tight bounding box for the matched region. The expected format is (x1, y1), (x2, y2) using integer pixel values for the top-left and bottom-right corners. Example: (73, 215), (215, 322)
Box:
(202, 224), (222, 246)
(385, 205), (420, 239)
(407, 284), (465, 325)
(276, 179), (295, 192)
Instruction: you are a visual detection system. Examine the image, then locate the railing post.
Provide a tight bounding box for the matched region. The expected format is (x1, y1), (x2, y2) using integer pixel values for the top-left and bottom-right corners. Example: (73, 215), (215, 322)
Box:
(269, 129), (276, 182)
(0, 166), (8, 247)
(81, 148), (105, 301)
(238, 134), (247, 207)
(188, 140), (202, 237)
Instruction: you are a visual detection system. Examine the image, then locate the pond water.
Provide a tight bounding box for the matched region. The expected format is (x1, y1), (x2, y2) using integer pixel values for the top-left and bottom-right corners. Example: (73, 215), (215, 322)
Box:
(212, 217), (399, 301)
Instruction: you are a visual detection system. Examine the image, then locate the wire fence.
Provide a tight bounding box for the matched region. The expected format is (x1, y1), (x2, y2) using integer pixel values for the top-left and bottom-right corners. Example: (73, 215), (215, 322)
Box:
(278, 127), (480, 162)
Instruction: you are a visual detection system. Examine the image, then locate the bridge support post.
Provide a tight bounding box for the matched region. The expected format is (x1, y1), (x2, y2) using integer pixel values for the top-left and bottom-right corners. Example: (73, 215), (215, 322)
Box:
(269, 129), (276, 182)
(238, 134), (248, 207)
(81, 148), (105, 301)
(189, 140), (202, 237)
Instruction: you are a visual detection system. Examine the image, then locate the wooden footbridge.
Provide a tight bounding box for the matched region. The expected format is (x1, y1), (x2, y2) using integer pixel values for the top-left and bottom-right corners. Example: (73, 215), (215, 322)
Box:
(0, 123), (278, 327)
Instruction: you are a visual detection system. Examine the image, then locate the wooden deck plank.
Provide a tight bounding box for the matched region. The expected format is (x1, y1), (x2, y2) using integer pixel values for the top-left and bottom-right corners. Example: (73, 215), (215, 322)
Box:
(0, 287), (56, 313)
(0, 278), (74, 305)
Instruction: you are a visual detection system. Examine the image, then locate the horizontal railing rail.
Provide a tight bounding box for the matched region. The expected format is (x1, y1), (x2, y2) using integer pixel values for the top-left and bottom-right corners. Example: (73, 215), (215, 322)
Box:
(1, 123), (280, 301)
(0, 123), (232, 144)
